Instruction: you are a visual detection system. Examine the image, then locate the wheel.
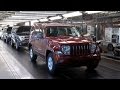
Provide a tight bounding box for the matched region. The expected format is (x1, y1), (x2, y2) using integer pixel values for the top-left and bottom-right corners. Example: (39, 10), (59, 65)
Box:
(113, 50), (120, 56)
(4, 39), (6, 42)
(46, 53), (57, 75)
(87, 60), (99, 71)
(11, 40), (14, 47)
(6, 38), (8, 43)
(107, 44), (114, 51)
(29, 47), (37, 62)
(15, 42), (20, 50)
(6, 38), (9, 44)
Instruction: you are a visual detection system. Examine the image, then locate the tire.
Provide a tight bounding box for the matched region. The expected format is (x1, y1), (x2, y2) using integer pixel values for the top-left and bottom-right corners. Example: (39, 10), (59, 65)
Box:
(87, 60), (99, 71)
(113, 50), (120, 56)
(4, 39), (6, 42)
(46, 53), (57, 75)
(6, 39), (7, 43)
(6, 38), (9, 44)
(11, 40), (14, 47)
(15, 42), (20, 50)
(107, 44), (114, 51)
(29, 47), (37, 62)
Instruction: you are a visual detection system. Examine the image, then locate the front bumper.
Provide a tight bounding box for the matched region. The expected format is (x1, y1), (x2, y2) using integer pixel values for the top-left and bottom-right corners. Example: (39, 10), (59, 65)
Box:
(54, 54), (101, 67)
(19, 41), (29, 47)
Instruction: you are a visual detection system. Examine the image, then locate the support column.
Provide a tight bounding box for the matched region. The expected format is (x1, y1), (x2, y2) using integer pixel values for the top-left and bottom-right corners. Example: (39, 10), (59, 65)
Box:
(29, 21), (31, 26)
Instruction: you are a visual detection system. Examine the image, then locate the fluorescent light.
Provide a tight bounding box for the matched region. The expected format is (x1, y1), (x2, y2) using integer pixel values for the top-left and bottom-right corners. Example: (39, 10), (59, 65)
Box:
(63, 11), (82, 18)
(72, 21), (86, 24)
(39, 18), (48, 22)
(31, 20), (39, 25)
(19, 11), (67, 15)
(9, 15), (46, 19)
(31, 20), (39, 22)
(85, 11), (103, 14)
(3, 20), (28, 22)
(25, 22), (30, 26)
(49, 16), (62, 20)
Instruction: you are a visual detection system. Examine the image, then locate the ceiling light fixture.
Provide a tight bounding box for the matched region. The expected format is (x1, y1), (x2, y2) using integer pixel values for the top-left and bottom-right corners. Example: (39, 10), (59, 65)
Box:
(62, 11), (82, 18)
(49, 16), (62, 20)
(85, 11), (103, 14)
(39, 18), (48, 22)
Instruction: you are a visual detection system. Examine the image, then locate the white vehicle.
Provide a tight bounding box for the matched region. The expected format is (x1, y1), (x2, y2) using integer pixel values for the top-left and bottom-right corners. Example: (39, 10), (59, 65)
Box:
(102, 27), (120, 51)
(0, 30), (3, 39)
(0, 27), (3, 39)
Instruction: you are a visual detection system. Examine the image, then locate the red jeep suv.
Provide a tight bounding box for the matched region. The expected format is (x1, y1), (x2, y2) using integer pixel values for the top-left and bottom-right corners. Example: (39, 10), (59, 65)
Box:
(28, 22), (101, 75)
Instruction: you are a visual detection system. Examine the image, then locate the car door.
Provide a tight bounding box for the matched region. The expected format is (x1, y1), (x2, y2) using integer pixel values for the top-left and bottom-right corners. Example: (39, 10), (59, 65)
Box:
(34, 28), (44, 55)
(39, 28), (47, 56)
(11, 27), (17, 44)
(31, 30), (40, 53)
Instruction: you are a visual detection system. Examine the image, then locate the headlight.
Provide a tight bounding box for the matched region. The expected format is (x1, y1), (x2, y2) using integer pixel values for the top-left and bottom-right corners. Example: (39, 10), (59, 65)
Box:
(90, 43), (96, 53)
(61, 45), (70, 55)
(19, 36), (25, 41)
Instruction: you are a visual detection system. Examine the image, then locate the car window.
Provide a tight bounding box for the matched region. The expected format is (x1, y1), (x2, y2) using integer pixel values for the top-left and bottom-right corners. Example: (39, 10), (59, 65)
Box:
(11, 26), (19, 33)
(47, 27), (57, 37)
(46, 26), (80, 37)
(7, 27), (12, 34)
(16, 26), (31, 35)
(57, 27), (66, 36)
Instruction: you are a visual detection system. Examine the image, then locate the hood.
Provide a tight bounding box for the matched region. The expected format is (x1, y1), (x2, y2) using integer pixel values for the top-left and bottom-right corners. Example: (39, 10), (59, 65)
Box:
(47, 36), (93, 45)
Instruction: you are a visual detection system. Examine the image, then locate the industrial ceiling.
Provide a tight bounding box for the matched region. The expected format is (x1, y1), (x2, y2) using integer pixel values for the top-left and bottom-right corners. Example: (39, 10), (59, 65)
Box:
(0, 11), (67, 26)
(0, 11), (120, 27)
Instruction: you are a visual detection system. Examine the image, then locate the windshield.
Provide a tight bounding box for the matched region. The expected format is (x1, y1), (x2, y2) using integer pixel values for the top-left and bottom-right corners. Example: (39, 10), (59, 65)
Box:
(46, 26), (80, 37)
(16, 26), (31, 35)
(7, 27), (12, 34)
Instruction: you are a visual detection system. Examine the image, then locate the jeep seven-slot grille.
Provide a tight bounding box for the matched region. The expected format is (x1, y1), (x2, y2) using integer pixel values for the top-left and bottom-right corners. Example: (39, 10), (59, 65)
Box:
(70, 44), (90, 56)
(24, 36), (29, 40)
(22, 36), (29, 42)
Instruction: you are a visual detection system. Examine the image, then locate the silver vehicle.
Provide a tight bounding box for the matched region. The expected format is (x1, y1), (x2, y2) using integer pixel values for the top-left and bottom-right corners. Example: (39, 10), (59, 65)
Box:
(11, 26), (31, 50)
(0, 30), (3, 39)
(2, 27), (12, 43)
